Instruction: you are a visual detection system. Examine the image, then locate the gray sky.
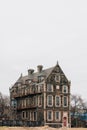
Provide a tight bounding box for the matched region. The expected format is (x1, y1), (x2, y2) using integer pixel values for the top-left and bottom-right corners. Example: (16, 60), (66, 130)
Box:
(0, 0), (87, 100)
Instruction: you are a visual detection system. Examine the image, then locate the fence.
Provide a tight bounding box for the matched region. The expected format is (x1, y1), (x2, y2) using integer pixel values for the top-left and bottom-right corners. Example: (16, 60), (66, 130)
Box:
(0, 120), (44, 127)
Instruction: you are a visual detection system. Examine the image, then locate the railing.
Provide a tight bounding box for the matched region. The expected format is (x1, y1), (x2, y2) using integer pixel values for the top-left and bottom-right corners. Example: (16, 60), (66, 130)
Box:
(17, 105), (37, 110)
(12, 90), (43, 98)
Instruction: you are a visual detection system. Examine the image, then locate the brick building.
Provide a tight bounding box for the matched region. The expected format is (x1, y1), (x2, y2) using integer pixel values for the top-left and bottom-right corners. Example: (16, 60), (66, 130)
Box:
(10, 62), (71, 127)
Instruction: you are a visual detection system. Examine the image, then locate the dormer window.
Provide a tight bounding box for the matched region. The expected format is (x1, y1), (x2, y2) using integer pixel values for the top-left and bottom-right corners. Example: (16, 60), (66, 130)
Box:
(38, 76), (44, 82)
(17, 83), (21, 87)
(28, 79), (32, 83)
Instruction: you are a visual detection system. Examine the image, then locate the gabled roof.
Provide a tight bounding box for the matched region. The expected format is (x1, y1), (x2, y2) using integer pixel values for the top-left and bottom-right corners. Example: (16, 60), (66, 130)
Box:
(14, 62), (69, 85)
(16, 66), (55, 84)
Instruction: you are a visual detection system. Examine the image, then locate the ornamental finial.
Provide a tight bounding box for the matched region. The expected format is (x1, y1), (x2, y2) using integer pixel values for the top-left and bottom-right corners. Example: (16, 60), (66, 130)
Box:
(56, 61), (59, 65)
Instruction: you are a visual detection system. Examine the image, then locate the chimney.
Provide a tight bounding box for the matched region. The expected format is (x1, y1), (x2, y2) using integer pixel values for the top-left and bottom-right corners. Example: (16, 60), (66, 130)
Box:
(28, 69), (34, 75)
(37, 65), (43, 73)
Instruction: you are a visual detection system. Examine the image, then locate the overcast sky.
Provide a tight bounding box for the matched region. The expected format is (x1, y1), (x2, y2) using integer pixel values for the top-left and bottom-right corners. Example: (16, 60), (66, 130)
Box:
(0, 0), (87, 100)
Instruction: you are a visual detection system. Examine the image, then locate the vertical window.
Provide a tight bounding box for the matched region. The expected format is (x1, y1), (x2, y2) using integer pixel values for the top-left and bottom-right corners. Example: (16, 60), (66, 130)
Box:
(47, 111), (53, 121)
(30, 111), (33, 121)
(38, 84), (43, 92)
(30, 111), (31, 120)
(47, 84), (53, 92)
(47, 95), (53, 106)
(26, 111), (28, 118)
(55, 96), (60, 107)
(34, 112), (37, 121)
(63, 85), (68, 93)
(22, 111), (25, 119)
(63, 96), (68, 107)
(38, 95), (42, 106)
(55, 111), (61, 121)
(55, 75), (60, 82)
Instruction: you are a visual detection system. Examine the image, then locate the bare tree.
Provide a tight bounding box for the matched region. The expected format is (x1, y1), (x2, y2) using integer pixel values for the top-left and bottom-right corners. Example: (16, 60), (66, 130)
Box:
(0, 92), (10, 119)
(71, 94), (87, 127)
(71, 94), (87, 114)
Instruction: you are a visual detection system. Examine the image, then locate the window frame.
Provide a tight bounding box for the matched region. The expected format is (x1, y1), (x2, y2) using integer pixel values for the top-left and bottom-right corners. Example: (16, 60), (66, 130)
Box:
(55, 95), (61, 107)
(22, 111), (25, 119)
(33, 111), (37, 121)
(38, 95), (42, 106)
(63, 96), (68, 107)
(55, 75), (60, 82)
(55, 111), (61, 121)
(47, 95), (53, 107)
(47, 84), (53, 92)
(62, 85), (68, 93)
(47, 110), (53, 121)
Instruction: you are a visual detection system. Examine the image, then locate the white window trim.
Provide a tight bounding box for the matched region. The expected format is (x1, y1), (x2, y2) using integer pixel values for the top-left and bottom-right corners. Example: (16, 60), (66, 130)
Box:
(62, 85), (68, 93)
(47, 110), (53, 121)
(38, 84), (43, 92)
(47, 95), (53, 107)
(55, 75), (60, 82)
(63, 96), (68, 107)
(55, 111), (61, 121)
(55, 95), (61, 107)
(47, 84), (53, 92)
(26, 111), (28, 119)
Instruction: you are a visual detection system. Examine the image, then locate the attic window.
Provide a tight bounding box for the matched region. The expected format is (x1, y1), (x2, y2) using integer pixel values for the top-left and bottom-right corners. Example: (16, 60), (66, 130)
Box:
(38, 76), (44, 82)
(55, 75), (60, 82)
(28, 80), (32, 83)
(17, 83), (21, 87)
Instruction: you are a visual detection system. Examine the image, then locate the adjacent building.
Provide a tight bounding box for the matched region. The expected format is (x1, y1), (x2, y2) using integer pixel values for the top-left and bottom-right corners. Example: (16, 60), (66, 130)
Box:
(10, 62), (71, 127)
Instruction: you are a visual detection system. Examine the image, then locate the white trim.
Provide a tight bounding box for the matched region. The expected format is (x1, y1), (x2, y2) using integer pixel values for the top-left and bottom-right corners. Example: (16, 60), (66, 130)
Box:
(26, 111), (28, 119)
(22, 111), (25, 119)
(47, 84), (53, 92)
(47, 95), (53, 107)
(63, 96), (68, 107)
(55, 111), (61, 121)
(55, 75), (60, 82)
(55, 95), (61, 107)
(62, 85), (68, 93)
(47, 110), (53, 121)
